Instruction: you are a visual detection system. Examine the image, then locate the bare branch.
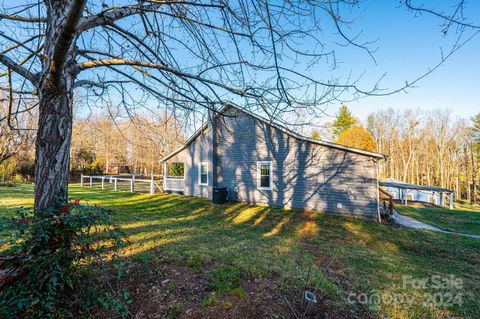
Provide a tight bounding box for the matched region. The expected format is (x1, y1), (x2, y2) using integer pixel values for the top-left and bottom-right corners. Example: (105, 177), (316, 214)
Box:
(0, 53), (39, 85)
(77, 58), (255, 96)
(404, 0), (480, 30)
(48, 0), (87, 88)
(78, 4), (162, 32)
(0, 13), (46, 23)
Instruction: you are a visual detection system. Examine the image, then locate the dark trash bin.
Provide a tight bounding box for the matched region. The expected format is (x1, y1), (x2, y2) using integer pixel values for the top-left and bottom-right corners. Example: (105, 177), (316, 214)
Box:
(212, 187), (228, 204)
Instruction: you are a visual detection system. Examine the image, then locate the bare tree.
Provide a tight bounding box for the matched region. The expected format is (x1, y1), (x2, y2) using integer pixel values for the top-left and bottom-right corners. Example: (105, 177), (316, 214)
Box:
(70, 110), (184, 175)
(0, 93), (35, 165)
(368, 108), (479, 203)
(0, 0), (478, 212)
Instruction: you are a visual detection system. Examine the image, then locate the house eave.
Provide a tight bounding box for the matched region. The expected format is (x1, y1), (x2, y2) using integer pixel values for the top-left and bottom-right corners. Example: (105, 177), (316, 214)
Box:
(160, 104), (386, 163)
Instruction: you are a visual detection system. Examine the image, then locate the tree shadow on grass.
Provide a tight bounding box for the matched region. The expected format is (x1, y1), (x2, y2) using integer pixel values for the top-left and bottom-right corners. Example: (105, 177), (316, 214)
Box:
(3, 185), (480, 318)
(101, 194), (480, 318)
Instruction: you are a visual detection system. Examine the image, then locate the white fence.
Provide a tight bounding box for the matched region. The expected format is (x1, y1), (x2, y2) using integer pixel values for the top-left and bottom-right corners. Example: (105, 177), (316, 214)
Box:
(80, 174), (163, 194)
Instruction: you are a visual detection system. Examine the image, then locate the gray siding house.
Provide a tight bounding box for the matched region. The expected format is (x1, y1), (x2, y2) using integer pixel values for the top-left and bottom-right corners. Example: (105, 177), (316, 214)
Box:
(161, 105), (385, 221)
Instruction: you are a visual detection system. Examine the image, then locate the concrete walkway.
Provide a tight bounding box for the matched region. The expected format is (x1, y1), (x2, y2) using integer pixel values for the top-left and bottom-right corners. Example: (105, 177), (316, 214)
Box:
(392, 210), (480, 239)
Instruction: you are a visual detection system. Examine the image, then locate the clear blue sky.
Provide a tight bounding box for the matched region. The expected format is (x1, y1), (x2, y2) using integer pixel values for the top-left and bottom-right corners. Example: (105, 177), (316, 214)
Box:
(66, 0), (479, 126)
(316, 0), (480, 122)
(4, 1), (477, 126)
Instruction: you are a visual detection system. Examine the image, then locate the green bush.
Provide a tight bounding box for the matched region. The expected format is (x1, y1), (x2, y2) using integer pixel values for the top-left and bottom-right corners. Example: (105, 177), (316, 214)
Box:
(0, 195), (125, 318)
(0, 159), (17, 183)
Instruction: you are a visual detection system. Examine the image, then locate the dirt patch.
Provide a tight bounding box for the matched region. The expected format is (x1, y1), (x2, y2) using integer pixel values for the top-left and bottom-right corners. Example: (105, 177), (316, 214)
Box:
(314, 254), (344, 276)
(72, 256), (372, 319)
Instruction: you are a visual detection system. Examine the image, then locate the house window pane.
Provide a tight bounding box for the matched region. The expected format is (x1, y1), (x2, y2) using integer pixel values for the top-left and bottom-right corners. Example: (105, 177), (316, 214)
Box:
(200, 162), (208, 185)
(259, 163), (271, 188)
(260, 175), (270, 188)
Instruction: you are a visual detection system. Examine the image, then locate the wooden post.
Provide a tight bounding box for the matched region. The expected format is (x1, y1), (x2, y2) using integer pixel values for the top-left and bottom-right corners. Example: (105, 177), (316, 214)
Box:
(440, 192), (444, 206)
(89, 176), (93, 188)
(130, 176), (134, 193)
(114, 178), (117, 191)
(163, 162), (168, 192)
(404, 190), (407, 206)
(449, 192), (454, 210)
(80, 174), (84, 187)
(150, 172), (154, 195)
(101, 177), (105, 190)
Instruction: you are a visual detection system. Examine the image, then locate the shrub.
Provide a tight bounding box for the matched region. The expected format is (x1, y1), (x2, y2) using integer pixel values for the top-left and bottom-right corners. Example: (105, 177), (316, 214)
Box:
(0, 195), (125, 318)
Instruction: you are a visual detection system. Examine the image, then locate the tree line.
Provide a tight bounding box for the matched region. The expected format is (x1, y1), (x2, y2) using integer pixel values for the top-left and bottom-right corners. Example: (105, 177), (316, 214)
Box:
(368, 109), (480, 203)
(317, 105), (480, 204)
(0, 106), (184, 182)
(3, 99), (479, 204)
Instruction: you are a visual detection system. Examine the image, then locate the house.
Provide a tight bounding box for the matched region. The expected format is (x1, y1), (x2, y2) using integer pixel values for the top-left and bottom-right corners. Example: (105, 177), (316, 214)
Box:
(379, 178), (454, 209)
(160, 105), (385, 221)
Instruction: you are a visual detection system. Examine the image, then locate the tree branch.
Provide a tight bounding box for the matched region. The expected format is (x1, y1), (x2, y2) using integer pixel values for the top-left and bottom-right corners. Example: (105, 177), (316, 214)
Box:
(77, 58), (254, 96)
(0, 13), (46, 23)
(78, 4), (162, 32)
(0, 54), (39, 86)
(47, 0), (87, 88)
(404, 0), (479, 30)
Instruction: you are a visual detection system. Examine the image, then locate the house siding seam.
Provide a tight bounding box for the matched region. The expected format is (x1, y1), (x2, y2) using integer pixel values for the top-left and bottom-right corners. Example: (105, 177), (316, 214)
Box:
(167, 108), (379, 220)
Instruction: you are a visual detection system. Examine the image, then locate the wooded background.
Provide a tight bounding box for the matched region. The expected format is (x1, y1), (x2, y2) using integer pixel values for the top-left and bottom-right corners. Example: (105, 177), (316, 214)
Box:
(367, 109), (479, 203)
(2, 99), (478, 203)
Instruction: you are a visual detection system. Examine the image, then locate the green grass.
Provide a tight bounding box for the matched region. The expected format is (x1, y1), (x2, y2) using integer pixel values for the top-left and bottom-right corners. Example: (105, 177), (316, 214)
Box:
(396, 204), (480, 236)
(1, 184), (480, 318)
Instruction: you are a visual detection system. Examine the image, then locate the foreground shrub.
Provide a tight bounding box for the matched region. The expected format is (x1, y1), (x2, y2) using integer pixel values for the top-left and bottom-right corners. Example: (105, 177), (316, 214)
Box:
(0, 196), (125, 318)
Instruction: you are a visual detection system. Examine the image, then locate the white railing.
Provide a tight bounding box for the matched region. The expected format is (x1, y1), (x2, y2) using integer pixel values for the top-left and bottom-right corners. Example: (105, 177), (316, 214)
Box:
(80, 174), (163, 194)
(164, 177), (185, 192)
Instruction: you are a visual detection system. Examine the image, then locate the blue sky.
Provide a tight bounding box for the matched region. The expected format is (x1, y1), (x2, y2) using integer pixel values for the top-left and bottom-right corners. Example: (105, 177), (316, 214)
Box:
(2, 0), (478, 128)
(316, 0), (480, 122)
(68, 0), (480, 126)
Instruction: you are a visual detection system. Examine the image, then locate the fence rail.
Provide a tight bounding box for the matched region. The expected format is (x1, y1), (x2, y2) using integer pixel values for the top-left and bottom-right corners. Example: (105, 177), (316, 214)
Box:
(164, 177), (184, 192)
(80, 174), (163, 194)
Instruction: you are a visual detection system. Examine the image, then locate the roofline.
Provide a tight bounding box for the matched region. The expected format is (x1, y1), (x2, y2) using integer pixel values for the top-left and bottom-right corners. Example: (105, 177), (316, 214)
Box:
(379, 181), (453, 193)
(159, 122), (209, 162)
(160, 104), (386, 162)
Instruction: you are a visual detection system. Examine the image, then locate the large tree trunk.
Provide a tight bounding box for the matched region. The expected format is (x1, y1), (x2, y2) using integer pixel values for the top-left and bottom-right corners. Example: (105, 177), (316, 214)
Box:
(34, 87), (74, 212)
(33, 0), (83, 213)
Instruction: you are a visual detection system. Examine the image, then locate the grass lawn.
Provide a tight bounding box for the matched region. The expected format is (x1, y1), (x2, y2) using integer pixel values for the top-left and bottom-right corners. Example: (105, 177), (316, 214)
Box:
(1, 184), (480, 318)
(396, 204), (480, 236)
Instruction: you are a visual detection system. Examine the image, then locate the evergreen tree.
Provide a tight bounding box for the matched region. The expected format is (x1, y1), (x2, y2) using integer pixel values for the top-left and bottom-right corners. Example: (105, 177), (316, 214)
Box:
(332, 105), (357, 140)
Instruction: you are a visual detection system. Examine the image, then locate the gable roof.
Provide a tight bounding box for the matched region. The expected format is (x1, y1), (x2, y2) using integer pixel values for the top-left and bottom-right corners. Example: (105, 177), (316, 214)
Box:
(160, 104), (386, 162)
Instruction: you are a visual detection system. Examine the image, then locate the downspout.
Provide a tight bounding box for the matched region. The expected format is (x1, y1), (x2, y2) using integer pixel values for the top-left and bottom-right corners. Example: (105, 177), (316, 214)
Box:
(208, 108), (218, 199)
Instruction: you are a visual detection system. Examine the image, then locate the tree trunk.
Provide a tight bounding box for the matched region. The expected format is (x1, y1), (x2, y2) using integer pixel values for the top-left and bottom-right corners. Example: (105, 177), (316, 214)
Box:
(471, 143), (477, 204)
(33, 0), (82, 213)
(34, 87), (74, 212)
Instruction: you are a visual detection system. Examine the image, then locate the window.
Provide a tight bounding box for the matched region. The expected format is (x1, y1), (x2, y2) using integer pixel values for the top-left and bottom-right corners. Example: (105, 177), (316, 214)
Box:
(167, 162), (184, 178)
(257, 161), (272, 190)
(199, 162), (208, 185)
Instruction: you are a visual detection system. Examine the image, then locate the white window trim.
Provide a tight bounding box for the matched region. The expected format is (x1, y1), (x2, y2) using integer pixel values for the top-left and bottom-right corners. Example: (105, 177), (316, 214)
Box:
(198, 161), (209, 186)
(257, 161), (272, 190)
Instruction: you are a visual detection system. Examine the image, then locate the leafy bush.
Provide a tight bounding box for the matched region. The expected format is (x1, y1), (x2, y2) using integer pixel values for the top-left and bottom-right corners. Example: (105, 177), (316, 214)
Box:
(0, 195), (125, 318)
